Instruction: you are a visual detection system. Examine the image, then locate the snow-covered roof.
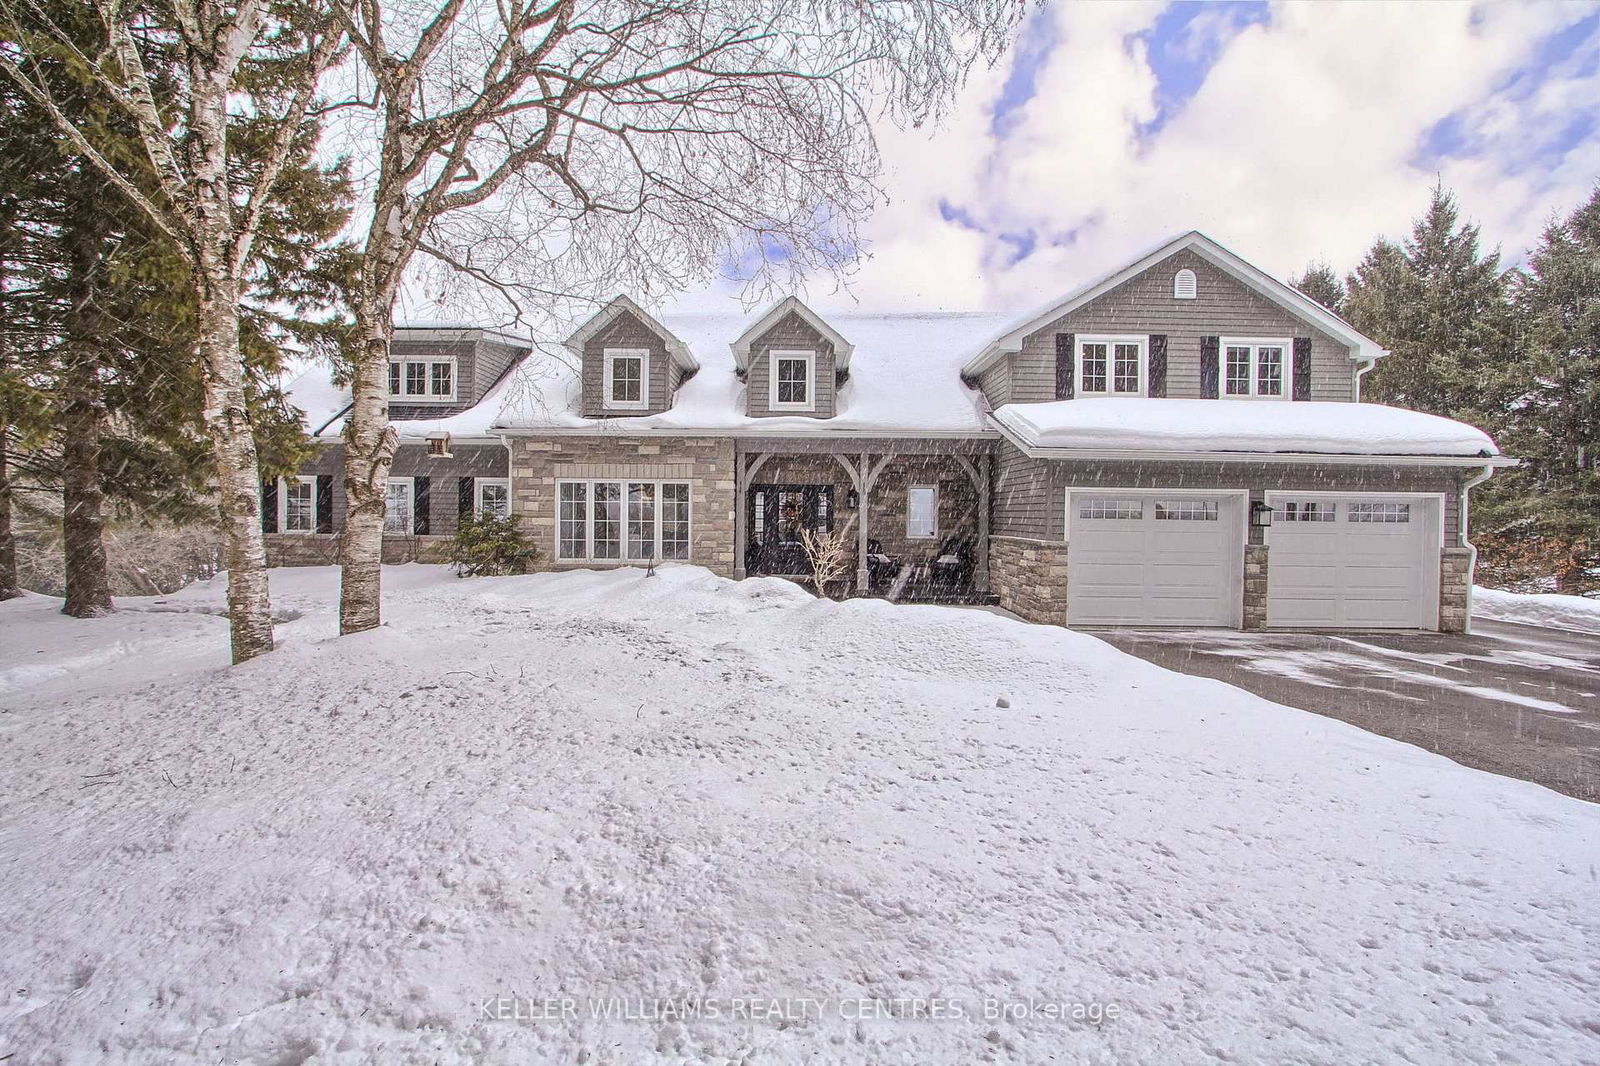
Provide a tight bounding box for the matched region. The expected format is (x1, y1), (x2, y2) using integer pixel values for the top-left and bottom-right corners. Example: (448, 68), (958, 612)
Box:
(336, 310), (1006, 439)
(963, 231), (1388, 377)
(283, 365), (352, 437)
(730, 296), (857, 370)
(991, 399), (1502, 460)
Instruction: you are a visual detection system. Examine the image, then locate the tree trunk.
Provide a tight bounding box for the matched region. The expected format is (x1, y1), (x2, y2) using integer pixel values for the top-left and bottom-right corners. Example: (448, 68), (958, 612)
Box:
(339, 302), (398, 634)
(59, 208), (113, 618)
(59, 348), (113, 617)
(0, 422), (18, 601)
(197, 271), (276, 662)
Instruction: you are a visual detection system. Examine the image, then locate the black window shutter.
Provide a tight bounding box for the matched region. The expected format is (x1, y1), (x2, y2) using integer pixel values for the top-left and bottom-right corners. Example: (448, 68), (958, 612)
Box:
(413, 476), (431, 535)
(1292, 337), (1312, 401)
(1200, 336), (1220, 398)
(1148, 334), (1168, 398)
(315, 475), (334, 533)
(260, 479), (278, 534)
(458, 476), (474, 518)
(1054, 333), (1075, 400)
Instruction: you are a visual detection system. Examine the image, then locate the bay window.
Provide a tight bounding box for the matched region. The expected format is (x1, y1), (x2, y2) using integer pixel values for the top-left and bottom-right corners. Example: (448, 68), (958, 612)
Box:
(558, 480), (690, 561)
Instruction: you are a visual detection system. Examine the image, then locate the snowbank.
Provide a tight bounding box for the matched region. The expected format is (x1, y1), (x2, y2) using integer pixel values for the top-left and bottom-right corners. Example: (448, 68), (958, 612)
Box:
(1473, 585), (1600, 635)
(992, 397), (1500, 456)
(1, 566), (1595, 1064)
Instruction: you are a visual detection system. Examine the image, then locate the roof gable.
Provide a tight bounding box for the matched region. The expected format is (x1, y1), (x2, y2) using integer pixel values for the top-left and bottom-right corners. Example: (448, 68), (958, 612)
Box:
(563, 294), (698, 371)
(962, 231), (1386, 376)
(730, 296), (855, 370)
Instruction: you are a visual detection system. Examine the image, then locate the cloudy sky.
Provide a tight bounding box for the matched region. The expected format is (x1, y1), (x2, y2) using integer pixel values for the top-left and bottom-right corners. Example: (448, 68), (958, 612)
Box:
(669, 0), (1599, 317)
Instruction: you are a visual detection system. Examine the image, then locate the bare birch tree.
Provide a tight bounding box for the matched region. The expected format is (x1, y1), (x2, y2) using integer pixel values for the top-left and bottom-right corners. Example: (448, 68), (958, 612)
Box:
(0, 0), (344, 660)
(327, 0), (1020, 634)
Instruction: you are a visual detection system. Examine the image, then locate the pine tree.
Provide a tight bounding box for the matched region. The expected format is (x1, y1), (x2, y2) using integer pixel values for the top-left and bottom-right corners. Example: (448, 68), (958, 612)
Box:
(1291, 262), (1345, 315)
(1344, 184), (1519, 426)
(1487, 187), (1600, 592)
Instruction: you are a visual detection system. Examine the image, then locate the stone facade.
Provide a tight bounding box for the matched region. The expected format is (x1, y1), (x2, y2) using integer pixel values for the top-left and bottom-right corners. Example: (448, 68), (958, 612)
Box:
(508, 435), (737, 576)
(1243, 544), (1269, 630)
(1440, 546), (1472, 634)
(265, 533), (452, 567)
(990, 535), (1069, 626)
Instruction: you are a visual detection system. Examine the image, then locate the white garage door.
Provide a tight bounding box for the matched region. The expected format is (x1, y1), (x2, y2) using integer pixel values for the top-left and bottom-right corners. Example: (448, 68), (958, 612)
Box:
(1267, 496), (1439, 629)
(1067, 493), (1243, 627)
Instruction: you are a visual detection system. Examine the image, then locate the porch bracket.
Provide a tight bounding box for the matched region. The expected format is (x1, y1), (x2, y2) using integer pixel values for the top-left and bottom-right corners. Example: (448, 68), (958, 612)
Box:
(734, 452), (774, 580)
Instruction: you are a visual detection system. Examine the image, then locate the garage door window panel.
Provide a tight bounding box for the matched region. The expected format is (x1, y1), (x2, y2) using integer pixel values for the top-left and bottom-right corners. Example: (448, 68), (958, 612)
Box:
(1079, 498), (1143, 520)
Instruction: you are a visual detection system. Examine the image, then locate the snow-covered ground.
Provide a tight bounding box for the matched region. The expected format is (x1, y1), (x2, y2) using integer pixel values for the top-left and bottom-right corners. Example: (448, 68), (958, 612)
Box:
(2, 566), (1597, 1065)
(1474, 584), (1600, 635)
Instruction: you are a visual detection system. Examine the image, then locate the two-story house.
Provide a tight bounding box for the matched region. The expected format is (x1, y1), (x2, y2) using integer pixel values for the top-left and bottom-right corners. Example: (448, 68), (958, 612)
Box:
(273, 232), (1510, 632)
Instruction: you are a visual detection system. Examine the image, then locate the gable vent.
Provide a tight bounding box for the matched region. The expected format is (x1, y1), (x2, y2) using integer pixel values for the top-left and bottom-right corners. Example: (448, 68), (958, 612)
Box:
(1173, 269), (1197, 299)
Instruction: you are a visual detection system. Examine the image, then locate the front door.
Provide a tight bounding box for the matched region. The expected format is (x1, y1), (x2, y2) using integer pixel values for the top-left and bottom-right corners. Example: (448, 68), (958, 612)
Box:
(748, 484), (834, 575)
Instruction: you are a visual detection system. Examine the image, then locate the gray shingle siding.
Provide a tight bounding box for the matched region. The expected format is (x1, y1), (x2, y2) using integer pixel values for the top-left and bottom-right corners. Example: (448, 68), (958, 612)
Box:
(387, 331), (528, 419)
(284, 442), (509, 538)
(980, 248), (1358, 408)
(993, 442), (1465, 546)
(744, 311), (838, 419)
(580, 309), (674, 417)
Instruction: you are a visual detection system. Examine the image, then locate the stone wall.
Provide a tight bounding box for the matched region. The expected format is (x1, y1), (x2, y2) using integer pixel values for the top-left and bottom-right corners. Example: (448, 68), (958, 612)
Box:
(509, 435), (737, 576)
(1441, 546), (1472, 634)
(990, 535), (1069, 626)
(264, 533), (453, 567)
(1243, 544), (1269, 630)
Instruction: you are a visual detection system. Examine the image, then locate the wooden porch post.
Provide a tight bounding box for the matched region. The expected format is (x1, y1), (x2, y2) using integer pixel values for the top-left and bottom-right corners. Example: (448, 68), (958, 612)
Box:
(734, 452), (773, 580)
(975, 453), (992, 592)
(856, 452), (870, 591)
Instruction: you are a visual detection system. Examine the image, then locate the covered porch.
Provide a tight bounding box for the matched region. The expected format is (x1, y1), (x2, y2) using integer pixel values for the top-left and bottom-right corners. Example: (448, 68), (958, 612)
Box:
(732, 438), (995, 601)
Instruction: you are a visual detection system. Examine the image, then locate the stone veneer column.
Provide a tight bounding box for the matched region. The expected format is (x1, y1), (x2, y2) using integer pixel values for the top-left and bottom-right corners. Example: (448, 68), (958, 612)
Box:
(1242, 544), (1269, 630)
(988, 535), (1070, 626)
(1439, 546), (1472, 633)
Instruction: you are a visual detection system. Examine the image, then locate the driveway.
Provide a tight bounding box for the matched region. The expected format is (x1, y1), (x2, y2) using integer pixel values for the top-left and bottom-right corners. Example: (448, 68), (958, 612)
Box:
(1100, 620), (1600, 804)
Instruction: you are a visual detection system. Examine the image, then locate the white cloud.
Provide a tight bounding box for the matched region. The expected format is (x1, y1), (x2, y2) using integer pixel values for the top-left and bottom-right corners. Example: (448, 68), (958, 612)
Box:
(805, 0), (1600, 316)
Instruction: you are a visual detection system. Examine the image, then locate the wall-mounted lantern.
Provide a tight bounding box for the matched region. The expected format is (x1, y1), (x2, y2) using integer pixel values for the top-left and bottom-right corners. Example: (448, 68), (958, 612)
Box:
(846, 489), (860, 509)
(1249, 501), (1274, 528)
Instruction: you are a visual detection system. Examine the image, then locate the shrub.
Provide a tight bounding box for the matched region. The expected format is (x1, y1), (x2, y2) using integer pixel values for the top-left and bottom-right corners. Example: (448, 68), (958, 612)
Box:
(445, 512), (539, 577)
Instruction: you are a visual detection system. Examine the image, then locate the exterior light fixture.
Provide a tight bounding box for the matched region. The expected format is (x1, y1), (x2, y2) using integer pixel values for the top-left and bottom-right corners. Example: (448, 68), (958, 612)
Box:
(1249, 501), (1274, 528)
(846, 489), (860, 509)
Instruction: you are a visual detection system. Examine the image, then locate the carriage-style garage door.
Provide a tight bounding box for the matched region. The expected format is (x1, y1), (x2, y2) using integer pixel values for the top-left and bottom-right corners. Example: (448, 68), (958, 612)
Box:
(1066, 492), (1244, 627)
(1266, 495), (1440, 630)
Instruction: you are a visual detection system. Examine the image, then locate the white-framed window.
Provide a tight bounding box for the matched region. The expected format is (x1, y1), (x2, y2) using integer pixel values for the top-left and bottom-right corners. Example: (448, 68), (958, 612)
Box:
(1154, 499), (1219, 521)
(603, 348), (649, 410)
(1275, 500), (1336, 523)
(279, 476), (316, 533)
(387, 357), (456, 402)
(1221, 337), (1290, 400)
(557, 479), (690, 562)
(1077, 335), (1146, 397)
(906, 485), (938, 539)
(475, 478), (510, 519)
(1348, 502), (1411, 524)
(1173, 268), (1197, 299)
(1078, 498), (1143, 520)
(384, 477), (414, 534)
(769, 349), (814, 411)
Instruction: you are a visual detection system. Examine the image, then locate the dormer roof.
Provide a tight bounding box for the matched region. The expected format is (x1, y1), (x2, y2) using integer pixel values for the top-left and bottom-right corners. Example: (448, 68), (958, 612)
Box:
(729, 296), (855, 371)
(563, 294), (698, 371)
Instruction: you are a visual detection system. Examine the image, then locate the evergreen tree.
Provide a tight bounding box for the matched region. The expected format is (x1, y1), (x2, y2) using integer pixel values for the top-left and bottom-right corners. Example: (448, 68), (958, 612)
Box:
(1486, 187), (1600, 592)
(1344, 184), (1520, 426)
(1291, 262), (1345, 315)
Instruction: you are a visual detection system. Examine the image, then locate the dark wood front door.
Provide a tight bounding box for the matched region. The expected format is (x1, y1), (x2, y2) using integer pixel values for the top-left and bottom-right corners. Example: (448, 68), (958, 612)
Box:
(748, 484), (834, 575)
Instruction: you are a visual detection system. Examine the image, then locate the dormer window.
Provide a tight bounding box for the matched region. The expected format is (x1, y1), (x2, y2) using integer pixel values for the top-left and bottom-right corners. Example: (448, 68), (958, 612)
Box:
(1077, 335), (1146, 397)
(388, 356), (455, 402)
(770, 349), (814, 411)
(603, 348), (649, 410)
(1173, 269), (1197, 299)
